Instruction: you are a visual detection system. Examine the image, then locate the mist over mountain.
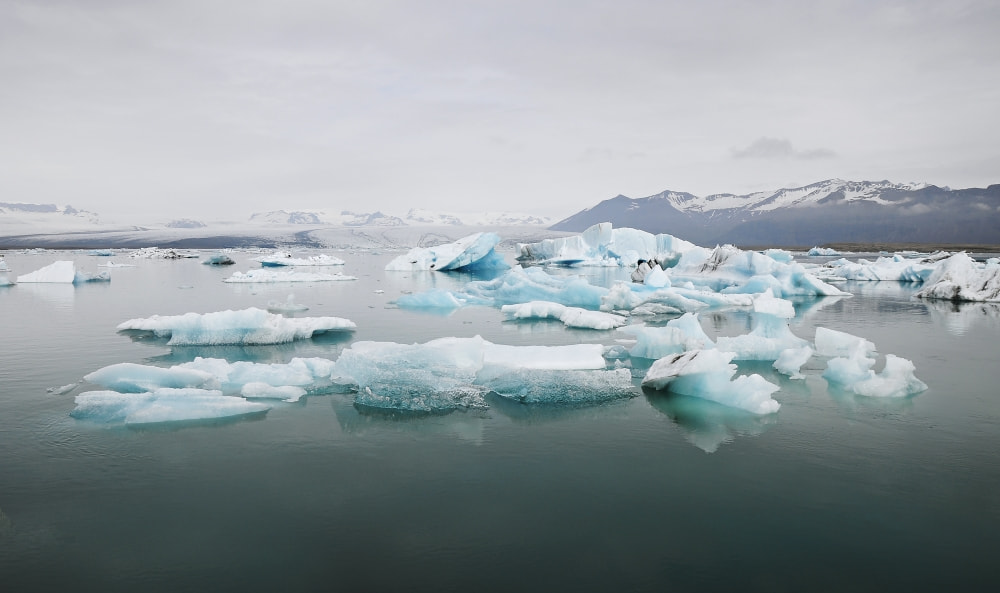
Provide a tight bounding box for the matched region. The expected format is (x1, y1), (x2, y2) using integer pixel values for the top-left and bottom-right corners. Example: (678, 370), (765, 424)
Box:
(550, 180), (1000, 246)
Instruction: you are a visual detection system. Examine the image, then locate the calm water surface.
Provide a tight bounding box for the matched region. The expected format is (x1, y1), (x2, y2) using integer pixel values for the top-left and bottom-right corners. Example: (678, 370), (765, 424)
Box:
(1, 249), (998, 592)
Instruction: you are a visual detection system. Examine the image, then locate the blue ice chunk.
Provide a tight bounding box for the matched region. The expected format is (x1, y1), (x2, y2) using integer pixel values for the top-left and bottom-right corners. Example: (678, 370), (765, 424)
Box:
(641, 349), (781, 414)
(72, 388), (270, 424)
(385, 232), (509, 272)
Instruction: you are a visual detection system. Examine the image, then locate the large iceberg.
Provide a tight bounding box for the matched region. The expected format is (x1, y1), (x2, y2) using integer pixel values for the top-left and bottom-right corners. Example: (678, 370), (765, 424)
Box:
(16, 260), (110, 284)
(223, 269), (356, 283)
(332, 336), (633, 412)
(84, 357), (338, 402)
(396, 266), (609, 311)
(914, 252), (1000, 302)
(640, 349), (781, 415)
(618, 313), (715, 360)
(385, 232), (508, 272)
(715, 290), (810, 360)
(116, 307), (356, 345)
(516, 223), (702, 267)
(815, 254), (941, 283)
(500, 301), (627, 330)
(817, 328), (927, 398)
(72, 388), (270, 425)
(254, 251), (345, 267)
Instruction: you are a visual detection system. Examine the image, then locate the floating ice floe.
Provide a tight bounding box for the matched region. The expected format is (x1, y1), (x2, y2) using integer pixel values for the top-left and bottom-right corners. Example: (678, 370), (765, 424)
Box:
(116, 307), (356, 345)
(254, 251), (345, 267)
(715, 290), (810, 360)
(641, 349), (781, 415)
(72, 388), (270, 425)
(500, 301), (627, 330)
(97, 260), (135, 268)
(668, 244), (849, 297)
(84, 357), (337, 403)
(807, 247), (841, 256)
(223, 269), (356, 283)
(397, 266), (608, 310)
(385, 232), (508, 272)
(773, 346), (814, 380)
(813, 254), (941, 282)
(618, 313), (715, 360)
(516, 222), (703, 267)
(203, 253), (236, 266)
(16, 261), (110, 284)
(333, 336), (633, 411)
(128, 247), (199, 259)
(817, 328), (927, 398)
(914, 252), (1000, 302)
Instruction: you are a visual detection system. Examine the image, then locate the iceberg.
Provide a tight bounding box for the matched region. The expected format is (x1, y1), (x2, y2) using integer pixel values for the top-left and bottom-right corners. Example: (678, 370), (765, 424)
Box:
(914, 252), (1000, 302)
(16, 260), (110, 283)
(807, 247), (841, 256)
(669, 244), (849, 297)
(254, 251), (345, 267)
(773, 346), (814, 379)
(0, 276), (12, 287)
(618, 313), (715, 359)
(385, 232), (508, 272)
(500, 301), (627, 330)
(203, 253), (236, 266)
(814, 327), (876, 357)
(715, 290), (809, 360)
(640, 349), (781, 415)
(222, 269), (356, 283)
(824, 353), (928, 398)
(516, 222), (702, 267)
(396, 266), (609, 311)
(71, 388), (270, 425)
(116, 307), (356, 345)
(85, 357), (337, 403)
(128, 247), (199, 259)
(817, 254), (938, 282)
(332, 337), (628, 412)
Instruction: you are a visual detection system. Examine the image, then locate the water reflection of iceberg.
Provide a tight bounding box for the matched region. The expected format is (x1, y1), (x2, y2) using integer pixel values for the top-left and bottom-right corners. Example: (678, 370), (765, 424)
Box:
(485, 391), (633, 425)
(922, 298), (1000, 336)
(645, 389), (776, 453)
(16, 282), (76, 310)
(329, 396), (487, 445)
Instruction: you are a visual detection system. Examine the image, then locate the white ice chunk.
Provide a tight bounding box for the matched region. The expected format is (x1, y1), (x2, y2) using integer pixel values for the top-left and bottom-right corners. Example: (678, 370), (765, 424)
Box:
(254, 252), (345, 267)
(72, 388), (270, 424)
(241, 382), (307, 402)
(385, 232), (508, 271)
(773, 346), (814, 379)
(814, 327), (876, 357)
(619, 313), (715, 359)
(333, 337), (624, 412)
(516, 222), (700, 267)
(85, 362), (219, 392)
(914, 252), (1000, 302)
(17, 260), (109, 283)
(501, 301), (627, 330)
(824, 353), (928, 398)
(116, 307), (355, 345)
(223, 269), (356, 283)
(819, 255), (937, 282)
(641, 349), (781, 415)
(807, 247), (841, 256)
(716, 290), (808, 360)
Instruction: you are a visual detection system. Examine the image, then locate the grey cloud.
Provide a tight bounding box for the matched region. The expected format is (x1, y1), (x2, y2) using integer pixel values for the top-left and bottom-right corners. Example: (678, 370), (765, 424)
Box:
(732, 138), (837, 160)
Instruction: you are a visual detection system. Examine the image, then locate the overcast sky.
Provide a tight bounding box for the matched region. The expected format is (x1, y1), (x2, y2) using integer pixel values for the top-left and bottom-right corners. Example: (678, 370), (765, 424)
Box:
(2, 0), (998, 223)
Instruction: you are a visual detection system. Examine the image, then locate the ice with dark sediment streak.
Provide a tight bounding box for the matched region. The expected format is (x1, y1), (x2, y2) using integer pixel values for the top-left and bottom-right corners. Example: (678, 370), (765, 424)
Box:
(641, 349), (781, 415)
(516, 222), (703, 267)
(116, 307), (355, 345)
(333, 336), (632, 411)
(71, 388), (270, 424)
(914, 252), (1000, 302)
(385, 232), (508, 272)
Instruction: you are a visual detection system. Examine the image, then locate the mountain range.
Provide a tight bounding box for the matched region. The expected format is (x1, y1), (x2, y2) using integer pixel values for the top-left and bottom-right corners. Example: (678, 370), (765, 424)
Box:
(550, 179), (1000, 246)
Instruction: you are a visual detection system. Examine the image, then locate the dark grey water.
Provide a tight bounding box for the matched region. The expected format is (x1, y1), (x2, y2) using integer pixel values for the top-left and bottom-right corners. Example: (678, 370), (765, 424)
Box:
(1, 249), (999, 592)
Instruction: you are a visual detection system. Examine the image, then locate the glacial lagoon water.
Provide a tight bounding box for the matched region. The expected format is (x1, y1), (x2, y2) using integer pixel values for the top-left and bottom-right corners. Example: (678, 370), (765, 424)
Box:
(1, 248), (999, 592)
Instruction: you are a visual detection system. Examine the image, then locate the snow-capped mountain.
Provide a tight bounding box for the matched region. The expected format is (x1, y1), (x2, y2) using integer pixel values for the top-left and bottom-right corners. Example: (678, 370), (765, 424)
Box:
(552, 179), (1000, 246)
(0, 202), (100, 228)
(405, 209), (550, 226)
